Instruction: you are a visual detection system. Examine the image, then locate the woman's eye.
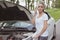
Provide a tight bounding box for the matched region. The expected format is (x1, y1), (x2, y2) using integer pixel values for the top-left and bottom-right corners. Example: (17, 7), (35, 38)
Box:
(38, 6), (43, 8)
(38, 6), (40, 7)
(38, 6), (40, 8)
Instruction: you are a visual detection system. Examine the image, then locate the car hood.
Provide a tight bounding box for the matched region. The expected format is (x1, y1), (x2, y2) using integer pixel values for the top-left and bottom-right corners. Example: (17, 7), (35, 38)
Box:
(0, 1), (32, 21)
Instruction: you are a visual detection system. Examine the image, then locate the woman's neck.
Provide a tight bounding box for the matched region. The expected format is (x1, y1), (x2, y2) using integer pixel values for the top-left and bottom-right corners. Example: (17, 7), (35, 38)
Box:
(39, 11), (44, 15)
(37, 11), (44, 18)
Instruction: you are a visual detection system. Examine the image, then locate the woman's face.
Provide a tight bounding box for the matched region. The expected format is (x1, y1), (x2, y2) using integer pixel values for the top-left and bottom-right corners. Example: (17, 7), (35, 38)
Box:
(37, 4), (44, 13)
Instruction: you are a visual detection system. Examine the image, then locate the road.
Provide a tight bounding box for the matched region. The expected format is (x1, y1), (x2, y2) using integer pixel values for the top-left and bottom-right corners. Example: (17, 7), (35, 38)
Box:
(55, 19), (60, 40)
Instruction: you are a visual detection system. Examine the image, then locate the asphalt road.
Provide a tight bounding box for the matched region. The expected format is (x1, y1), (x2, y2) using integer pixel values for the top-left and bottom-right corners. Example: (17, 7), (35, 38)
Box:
(55, 19), (60, 40)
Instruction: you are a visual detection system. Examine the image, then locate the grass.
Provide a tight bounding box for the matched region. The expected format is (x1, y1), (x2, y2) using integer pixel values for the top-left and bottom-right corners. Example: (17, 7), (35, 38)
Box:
(46, 8), (60, 21)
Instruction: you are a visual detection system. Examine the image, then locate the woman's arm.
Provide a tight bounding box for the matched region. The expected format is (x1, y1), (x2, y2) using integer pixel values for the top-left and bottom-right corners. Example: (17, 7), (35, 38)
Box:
(38, 20), (48, 36)
(31, 8), (37, 25)
(31, 17), (35, 25)
(33, 20), (48, 38)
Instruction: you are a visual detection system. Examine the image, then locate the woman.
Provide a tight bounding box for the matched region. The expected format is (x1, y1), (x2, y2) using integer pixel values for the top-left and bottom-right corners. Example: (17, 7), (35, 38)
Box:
(31, 2), (48, 40)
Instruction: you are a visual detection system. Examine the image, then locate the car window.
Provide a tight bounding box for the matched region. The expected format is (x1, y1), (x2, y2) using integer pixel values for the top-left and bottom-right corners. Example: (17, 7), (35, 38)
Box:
(0, 21), (33, 28)
(12, 21), (32, 28)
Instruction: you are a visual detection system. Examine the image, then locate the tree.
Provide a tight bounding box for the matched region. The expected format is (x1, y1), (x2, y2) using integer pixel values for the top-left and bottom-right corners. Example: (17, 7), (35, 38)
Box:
(55, 0), (60, 8)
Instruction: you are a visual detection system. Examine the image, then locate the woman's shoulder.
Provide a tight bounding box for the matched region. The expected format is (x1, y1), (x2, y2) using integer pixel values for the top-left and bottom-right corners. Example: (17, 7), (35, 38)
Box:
(43, 13), (48, 17)
(43, 13), (48, 20)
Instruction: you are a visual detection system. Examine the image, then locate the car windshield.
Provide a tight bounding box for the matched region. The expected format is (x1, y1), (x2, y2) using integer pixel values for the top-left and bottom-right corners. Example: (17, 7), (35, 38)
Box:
(0, 21), (33, 29)
(0, 2), (34, 30)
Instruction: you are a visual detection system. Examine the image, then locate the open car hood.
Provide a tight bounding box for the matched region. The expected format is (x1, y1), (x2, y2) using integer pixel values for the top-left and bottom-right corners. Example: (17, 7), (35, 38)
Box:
(0, 1), (35, 34)
(0, 1), (32, 21)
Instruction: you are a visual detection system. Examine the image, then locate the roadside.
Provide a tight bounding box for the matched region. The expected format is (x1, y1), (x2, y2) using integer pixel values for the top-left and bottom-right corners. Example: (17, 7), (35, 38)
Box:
(55, 19), (60, 40)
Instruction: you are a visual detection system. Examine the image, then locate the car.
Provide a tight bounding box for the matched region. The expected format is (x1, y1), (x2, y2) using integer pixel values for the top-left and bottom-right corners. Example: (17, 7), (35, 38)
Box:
(0, 1), (55, 40)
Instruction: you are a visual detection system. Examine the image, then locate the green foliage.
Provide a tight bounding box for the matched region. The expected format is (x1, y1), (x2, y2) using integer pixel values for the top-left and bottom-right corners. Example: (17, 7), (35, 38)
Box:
(46, 8), (60, 21)
(55, 0), (60, 8)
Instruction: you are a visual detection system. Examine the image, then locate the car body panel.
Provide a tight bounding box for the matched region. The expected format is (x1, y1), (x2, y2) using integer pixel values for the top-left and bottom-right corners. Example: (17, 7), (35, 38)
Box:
(47, 17), (55, 40)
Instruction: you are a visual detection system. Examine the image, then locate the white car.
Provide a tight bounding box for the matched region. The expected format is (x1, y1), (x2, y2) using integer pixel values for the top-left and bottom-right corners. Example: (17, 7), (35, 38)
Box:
(0, 1), (55, 40)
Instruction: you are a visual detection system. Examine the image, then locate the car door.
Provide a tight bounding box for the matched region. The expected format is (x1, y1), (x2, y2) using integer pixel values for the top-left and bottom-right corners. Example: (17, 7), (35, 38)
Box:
(47, 17), (55, 40)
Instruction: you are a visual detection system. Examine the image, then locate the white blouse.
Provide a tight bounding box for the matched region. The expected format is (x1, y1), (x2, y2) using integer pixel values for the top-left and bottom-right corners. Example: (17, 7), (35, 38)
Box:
(33, 12), (48, 37)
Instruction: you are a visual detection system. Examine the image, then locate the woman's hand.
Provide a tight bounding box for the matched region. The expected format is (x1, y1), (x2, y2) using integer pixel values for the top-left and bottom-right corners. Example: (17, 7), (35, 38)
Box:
(32, 34), (40, 39)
